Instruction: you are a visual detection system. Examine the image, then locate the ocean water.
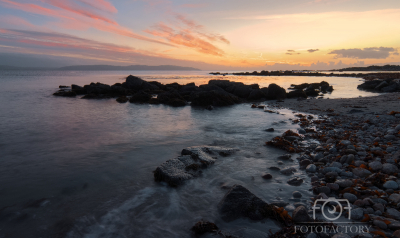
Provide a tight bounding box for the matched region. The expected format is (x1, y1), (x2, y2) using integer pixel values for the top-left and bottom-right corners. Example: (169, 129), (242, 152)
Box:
(0, 70), (380, 238)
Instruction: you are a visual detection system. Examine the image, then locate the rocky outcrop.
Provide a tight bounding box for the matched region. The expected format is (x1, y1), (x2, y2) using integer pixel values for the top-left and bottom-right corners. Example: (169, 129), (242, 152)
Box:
(358, 78), (400, 92)
(154, 146), (238, 186)
(53, 76), (290, 108)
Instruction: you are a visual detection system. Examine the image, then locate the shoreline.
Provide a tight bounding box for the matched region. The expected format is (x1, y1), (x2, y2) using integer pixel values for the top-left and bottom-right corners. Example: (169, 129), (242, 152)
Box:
(262, 94), (400, 237)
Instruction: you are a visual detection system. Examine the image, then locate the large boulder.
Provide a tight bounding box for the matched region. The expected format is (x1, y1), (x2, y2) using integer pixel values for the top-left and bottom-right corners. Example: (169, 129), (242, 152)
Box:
(84, 82), (112, 95)
(266, 84), (286, 100)
(190, 90), (239, 107)
(218, 185), (271, 222)
(248, 89), (266, 100)
(357, 80), (381, 90)
(123, 75), (158, 91)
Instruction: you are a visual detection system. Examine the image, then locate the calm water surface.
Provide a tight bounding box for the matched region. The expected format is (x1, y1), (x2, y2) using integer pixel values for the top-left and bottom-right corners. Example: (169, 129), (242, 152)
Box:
(0, 70), (379, 237)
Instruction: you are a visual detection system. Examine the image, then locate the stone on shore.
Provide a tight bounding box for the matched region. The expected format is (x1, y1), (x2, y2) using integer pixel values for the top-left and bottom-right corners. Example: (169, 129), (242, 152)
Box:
(218, 184), (270, 222)
(292, 206), (312, 223)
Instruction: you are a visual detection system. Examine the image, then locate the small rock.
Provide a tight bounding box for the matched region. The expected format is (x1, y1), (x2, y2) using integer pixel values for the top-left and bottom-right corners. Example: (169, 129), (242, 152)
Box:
(383, 180), (399, 190)
(292, 206), (312, 223)
(389, 194), (400, 203)
(277, 154), (291, 160)
(369, 161), (383, 171)
(287, 177), (303, 186)
(265, 128), (274, 132)
(387, 208), (400, 220)
(382, 163), (399, 175)
(352, 168), (372, 178)
(343, 193), (358, 203)
(306, 164), (317, 173)
(350, 208), (364, 220)
(393, 230), (400, 238)
(262, 173), (273, 179)
(373, 219), (387, 230)
(373, 203), (384, 212)
(293, 191), (302, 198)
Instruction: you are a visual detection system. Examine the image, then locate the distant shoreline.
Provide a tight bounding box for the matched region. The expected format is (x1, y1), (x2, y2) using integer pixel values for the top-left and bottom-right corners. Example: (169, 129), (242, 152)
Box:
(0, 64), (201, 71)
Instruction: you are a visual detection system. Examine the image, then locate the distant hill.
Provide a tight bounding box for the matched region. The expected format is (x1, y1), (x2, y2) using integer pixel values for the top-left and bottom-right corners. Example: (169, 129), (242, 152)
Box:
(331, 65), (400, 71)
(58, 65), (200, 71)
(0, 64), (201, 71)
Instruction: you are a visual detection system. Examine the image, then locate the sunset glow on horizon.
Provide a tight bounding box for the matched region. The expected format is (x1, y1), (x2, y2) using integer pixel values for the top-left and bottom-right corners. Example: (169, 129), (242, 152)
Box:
(0, 0), (399, 70)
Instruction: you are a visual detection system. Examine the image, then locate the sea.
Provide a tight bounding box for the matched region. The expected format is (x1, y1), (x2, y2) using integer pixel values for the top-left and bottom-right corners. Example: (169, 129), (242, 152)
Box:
(0, 70), (381, 237)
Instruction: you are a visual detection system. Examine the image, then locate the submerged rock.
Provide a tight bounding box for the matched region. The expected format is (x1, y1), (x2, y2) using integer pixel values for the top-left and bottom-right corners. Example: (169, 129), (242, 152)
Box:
(154, 146), (238, 186)
(190, 220), (218, 235)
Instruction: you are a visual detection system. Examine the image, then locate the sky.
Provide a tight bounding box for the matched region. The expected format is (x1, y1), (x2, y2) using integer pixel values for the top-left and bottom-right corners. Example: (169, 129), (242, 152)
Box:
(0, 0), (399, 70)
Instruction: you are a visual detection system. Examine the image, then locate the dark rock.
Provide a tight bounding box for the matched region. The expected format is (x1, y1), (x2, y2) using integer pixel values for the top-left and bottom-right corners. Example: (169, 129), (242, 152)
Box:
(269, 166), (281, 171)
(357, 80), (381, 90)
(154, 146), (237, 186)
(116, 96), (129, 103)
(129, 91), (152, 103)
(191, 220), (218, 235)
(248, 89), (266, 100)
(53, 90), (77, 97)
(124, 75), (158, 91)
(190, 90), (239, 107)
(262, 173), (273, 179)
(292, 206), (312, 223)
(265, 128), (274, 132)
(218, 184), (271, 222)
(266, 84), (286, 100)
(287, 177), (303, 186)
(287, 89), (307, 98)
(59, 85), (68, 88)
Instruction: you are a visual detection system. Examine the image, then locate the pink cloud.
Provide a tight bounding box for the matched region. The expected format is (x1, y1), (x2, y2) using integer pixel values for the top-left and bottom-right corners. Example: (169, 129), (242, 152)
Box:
(0, 0), (173, 47)
(145, 22), (224, 56)
(78, 0), (117, 14)
(40, 0), (117, 25)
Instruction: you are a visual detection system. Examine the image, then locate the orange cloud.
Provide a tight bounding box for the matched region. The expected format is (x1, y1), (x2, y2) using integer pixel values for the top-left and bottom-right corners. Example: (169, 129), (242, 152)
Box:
(145, 22), (225, 56)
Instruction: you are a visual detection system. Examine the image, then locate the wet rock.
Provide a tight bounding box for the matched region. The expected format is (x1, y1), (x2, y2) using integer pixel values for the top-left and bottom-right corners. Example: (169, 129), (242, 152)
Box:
(53, 90), (77, 97)
(393, 230), (400, 238)
(389, 194), (400, 203)
(116, 96), (129, 103)
(129, 91), (151, 103)
(191, 220), (218, 235)
(343, 193), (358, 203)
(265, 128), (274, 132)
(383, 180), (399, 190)
(300, 159), (312, 168)
(350, 207), (364, 220)
(292, 206), (312, 223)
(293, 191), (302, 198)
(327, 183), (340, 191)
(269, 166), (281, 171)
(287, 177), (303, 186)
(372, 203), (384, 213)
(352, 168), (372, 178)
(262, 173), (273, 179)
(382, 163), (399, 174)
(280, 167), (296, 175)
(125, 75), (157, 91)
(332, 234), (351, 238)
(231, 228), (270, 238)
(316, 186), (331, 195)
(218, 185), (271, 222)
(181, 146), (238, 165)
(277, 154), (291, 160)
(369, 161), (383, 171)
(155, 146), (237, 186)
(387, 208), (400, 220)
(266, 83), (287, 100)
(190, 90), (239, 107)
(306, 164), (317, 173)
